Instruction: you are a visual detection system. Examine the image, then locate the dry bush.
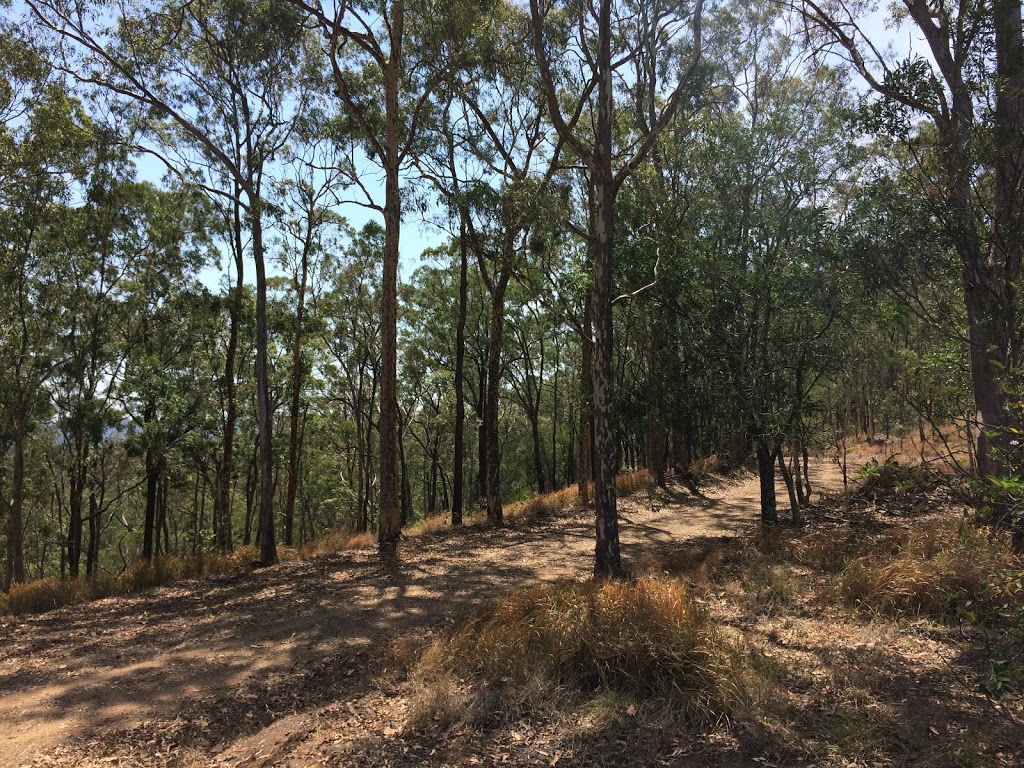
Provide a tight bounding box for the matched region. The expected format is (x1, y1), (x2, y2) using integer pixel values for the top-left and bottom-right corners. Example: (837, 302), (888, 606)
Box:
(410, 577), (738, 729)
(504, 485), (580, 522)
(297, 529), (375, 557)
(830, 519), (1019, 620)
(3, 578), (85, 615)
(744, 564), (797, 613)
(1, 548), (257, 617)
(690, 455), (722, 475)
(404, 512), (455, 538)
(616, 469), (655, 497)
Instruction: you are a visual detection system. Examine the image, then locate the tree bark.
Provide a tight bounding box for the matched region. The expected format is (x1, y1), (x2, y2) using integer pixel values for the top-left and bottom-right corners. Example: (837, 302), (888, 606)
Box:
(252, 210), (277, 567)
(142, 448), (161, 561)
(7, 409), (28, 587)
(484, 256), (512, 525)
(591, 0), (621, 578)
(215, 198), (244, 554)
(284, 229), (310, 546)
(579, 294), (594, 506)
(377, 25), (403, 546)
(756, 437), (777, 524)
(452, 222), (469, 526)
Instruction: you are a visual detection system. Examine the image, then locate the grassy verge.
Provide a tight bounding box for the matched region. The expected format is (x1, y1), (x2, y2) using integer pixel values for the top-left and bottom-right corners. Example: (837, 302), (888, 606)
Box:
(0, 548), (258, 616)
(407, 576), (739, 731)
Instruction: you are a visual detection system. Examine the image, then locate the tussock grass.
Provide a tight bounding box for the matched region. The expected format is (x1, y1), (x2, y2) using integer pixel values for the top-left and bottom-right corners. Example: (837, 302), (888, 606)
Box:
(504, 485), (580, 521)
(829, 520), (1019, 619)
(409, 577), (739, 730)
(0, 548), (257, 617)
(747, 516), (1021, 622)
(296, 529), (375, 557)
(405, 511), (459, 537)
(616, 468), (655, 497)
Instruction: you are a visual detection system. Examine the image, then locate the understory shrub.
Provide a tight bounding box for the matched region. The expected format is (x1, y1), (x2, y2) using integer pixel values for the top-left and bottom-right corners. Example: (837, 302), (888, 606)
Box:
(410, 577), (739, 728)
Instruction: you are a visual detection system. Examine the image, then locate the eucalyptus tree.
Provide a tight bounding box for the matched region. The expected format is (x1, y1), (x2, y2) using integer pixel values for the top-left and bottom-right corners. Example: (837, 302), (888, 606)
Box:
(797, 0), (1024, 481)
(412, 0), (570, 524)
(271, 145), (347, 546)
(319, 223), (384, 533)
(47, 149), (171, 577)
(115, 186), (216, 561)
(529, 0), (705, 576)
(685, 10), (854, 522)
(25, 0), (324, 565)
(0, 79), (93, 587)
(286, 0), (488, 545)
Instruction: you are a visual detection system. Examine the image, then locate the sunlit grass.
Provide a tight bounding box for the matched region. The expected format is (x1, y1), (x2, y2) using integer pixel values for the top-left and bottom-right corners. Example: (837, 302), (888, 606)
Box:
(408, 576), (739, 730)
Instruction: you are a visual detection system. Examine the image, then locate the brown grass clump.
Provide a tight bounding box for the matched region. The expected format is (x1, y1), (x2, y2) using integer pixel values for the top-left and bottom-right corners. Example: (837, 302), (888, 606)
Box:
(1, 548), (259, 617)
(404, 512), (458, 537)
(615, 468), (655, 497)
(410, 577), (738, 729)
(504, 485), (581, 522)
(297, 529), (375, 557)
(830, 519), (1020, 620)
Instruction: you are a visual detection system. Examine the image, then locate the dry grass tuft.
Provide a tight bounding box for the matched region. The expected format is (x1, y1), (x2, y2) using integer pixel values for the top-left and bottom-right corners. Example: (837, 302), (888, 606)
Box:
(504, 485), (581, 522)
(616, 468), (655, 497)
(409, 577), (738, 730)
(404, 512), (456, 537)
(297, 529), (376, 557)
(1, 547), (259, 616)
(830, 519), (1019, 619)
(746, 515), (1021, 622)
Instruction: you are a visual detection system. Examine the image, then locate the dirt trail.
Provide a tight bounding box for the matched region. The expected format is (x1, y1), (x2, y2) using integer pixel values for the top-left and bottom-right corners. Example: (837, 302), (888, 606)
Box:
(0, 462), (846, 767)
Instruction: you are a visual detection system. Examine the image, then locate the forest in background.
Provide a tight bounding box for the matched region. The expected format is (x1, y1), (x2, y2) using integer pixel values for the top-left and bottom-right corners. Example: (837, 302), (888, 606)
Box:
(1, 0), (1022, 589)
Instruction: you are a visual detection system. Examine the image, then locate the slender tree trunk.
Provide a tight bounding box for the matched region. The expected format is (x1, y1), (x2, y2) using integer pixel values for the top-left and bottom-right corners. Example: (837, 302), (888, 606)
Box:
(756, 436), (778, 524)
(67, 457), (85, 580)
(86, 489), (101, 577)
(378, 42), (403, 547)
(551, 340), (559, 490)
(478, 367), (487, 502)
(252, 210), (278, 566)
(777, 449), (799, 523)
(484, 260), (512, 525)
(579, 294), (594, 507)
(452, 222), (469, 526)
(7, 410), (28, 587)
(215, 206), (244, 554)
(528, 402), (547, 494)
(143, 449), (161, 561)
(590, 0), (622, 578)
(284, 238), (310, 546)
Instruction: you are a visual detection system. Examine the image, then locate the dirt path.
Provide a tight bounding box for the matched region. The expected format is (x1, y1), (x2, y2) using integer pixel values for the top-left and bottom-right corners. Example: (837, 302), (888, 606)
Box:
(0, 462), (845, 767)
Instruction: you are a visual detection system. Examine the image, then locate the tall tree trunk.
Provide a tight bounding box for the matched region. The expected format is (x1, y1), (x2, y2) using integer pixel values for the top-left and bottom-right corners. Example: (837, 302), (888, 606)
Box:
(551, 340), (560, 490)
(143, 449), (161, 561)
(579, 294), (594, 506)
(778, 449), (799, 524)
(452, 222), (469, 526)
(215, 202), (244, 554)
(67, 446), (87, 579)
(284, 235), (310, 546)
(478, 367), (487, 502)
(378, 39), (403, 547)
(756, 436), (778, 524)
(7, 409), (28, 587)
(252, 210), (277, 567)
(484, 259), (512, 525)
(86, 489), (101, 577)
(529, 405), (547, 495)
(591, 0), (621, 578)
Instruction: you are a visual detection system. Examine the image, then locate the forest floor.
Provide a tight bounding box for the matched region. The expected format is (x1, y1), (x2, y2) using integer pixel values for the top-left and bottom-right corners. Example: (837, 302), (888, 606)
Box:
(2, 456), (1023, 768)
